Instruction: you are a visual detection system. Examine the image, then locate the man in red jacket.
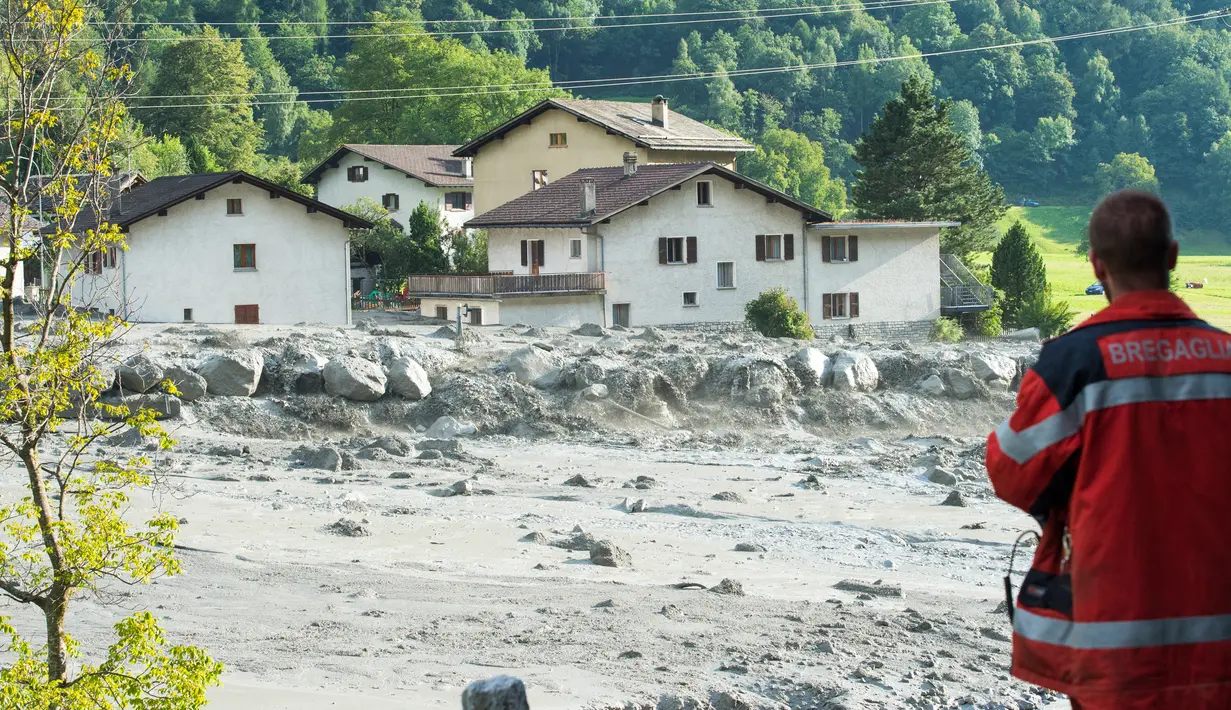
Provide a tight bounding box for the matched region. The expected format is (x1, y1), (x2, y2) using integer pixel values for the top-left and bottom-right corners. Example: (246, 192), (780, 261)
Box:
(986, 190), (1231, 710)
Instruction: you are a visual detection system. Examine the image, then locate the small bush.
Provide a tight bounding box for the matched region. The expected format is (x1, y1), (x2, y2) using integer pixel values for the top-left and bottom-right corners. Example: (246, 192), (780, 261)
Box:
(967, 288), (1004, 337)
(931, 317), (964, 343)
(1016, 289), (1075, 338)
(744, 287), (813, 339)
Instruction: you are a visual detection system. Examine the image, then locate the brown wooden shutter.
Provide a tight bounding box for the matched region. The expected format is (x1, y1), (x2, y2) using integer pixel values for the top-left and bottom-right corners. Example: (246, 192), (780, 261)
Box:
(465, 192), (472, 209)
(659, 238), (668, 264)
(686, 236), (697, 264)
(521, 240), (528, 267)
(850, 292), (860, 318)
(755, 234), (765, 261)
(537, 240), (546, 267)
(850, 235), (859, 262)
(822, 294), (832, 320)
(784, 234), (795, 261)
(821, 235), (831, 262)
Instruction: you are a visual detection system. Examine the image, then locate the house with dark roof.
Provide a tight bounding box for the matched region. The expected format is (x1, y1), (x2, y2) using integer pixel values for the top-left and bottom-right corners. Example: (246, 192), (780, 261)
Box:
(452, 97), (754, 216)
(406, 155), (983, 333)
(305, 144), (474, 231)
(67, 171), (372, 326)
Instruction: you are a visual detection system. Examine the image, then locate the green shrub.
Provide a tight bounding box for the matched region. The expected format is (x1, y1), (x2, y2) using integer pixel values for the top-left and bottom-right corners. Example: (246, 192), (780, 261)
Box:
(931, 317), (964, 343)
(744, 287), (813, 339)
(1016, 288), (1075, 338)
(967, 287), (1004, 337)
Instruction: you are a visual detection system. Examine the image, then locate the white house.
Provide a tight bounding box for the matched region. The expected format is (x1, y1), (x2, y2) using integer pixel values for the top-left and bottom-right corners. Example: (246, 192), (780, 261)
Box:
(305, 144), (474, 230)
(406, 156), (977, 336)
(67, 171), (372, 326)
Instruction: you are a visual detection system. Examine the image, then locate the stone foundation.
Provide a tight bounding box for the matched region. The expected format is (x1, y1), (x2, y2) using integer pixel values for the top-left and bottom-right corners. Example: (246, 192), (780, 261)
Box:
(810, 319), (935, 342)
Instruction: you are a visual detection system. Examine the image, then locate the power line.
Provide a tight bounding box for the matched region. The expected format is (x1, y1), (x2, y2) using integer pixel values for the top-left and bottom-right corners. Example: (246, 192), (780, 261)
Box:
(96, 0), (945, 27)
(95, 0), (957, 41)
(121, 10), (1227, 110)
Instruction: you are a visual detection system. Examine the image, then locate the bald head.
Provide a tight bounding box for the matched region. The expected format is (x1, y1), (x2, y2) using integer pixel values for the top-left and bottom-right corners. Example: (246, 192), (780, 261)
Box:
(1089, 191), (1176, 295)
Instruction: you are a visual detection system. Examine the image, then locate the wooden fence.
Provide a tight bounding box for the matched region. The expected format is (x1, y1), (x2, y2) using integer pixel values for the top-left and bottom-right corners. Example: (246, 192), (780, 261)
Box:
(405, 272), (606, 297)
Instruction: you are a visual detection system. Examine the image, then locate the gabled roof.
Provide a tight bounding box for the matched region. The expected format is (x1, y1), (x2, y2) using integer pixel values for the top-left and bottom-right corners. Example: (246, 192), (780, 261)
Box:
(303, 144), (473, 187)
(55, 171), (373, 233)
(453, 99), (755, 158)
(466, 162), (831, 229)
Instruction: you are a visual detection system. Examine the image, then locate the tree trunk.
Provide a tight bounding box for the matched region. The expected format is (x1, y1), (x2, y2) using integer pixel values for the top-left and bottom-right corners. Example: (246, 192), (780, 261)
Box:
(21, 446), (69, 683)
(45, 585), (69, 683)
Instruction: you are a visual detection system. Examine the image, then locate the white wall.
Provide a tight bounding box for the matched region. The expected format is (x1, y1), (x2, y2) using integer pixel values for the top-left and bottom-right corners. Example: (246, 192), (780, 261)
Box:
(599, 176), (808, 327)
(499, 295), (603, 328)
(418, 297), (499, 325)
(315, 152), (473, 230)
(805, 228), (941, 324)
(72, 181), (352, 325)
(488, 227), (595, 274)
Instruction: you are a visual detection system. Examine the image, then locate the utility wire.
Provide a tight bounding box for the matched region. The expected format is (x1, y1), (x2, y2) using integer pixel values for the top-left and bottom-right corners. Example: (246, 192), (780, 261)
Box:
(121, 9), (1227, 110)
(106, 0), (953, 41)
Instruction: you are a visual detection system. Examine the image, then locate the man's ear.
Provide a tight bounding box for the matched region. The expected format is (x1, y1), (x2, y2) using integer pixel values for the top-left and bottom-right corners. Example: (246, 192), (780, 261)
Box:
(1090, 250), (1108, 284)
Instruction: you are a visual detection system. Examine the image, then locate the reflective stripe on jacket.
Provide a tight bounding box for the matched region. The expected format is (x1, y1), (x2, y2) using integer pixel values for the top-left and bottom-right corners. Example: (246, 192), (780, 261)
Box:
(986, 290), (1231, 709)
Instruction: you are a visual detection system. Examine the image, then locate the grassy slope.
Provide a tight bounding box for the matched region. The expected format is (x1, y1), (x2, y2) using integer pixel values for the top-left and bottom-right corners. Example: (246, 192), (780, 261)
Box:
(996, 207), (1231, 330)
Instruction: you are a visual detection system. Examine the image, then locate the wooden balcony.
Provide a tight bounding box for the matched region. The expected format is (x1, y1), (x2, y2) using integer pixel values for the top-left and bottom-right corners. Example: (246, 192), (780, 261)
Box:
(404, 272), (606, 298)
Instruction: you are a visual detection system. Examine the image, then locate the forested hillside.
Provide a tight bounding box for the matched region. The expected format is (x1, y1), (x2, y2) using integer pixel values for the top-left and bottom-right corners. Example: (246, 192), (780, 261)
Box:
(119, 0), (1231, 233)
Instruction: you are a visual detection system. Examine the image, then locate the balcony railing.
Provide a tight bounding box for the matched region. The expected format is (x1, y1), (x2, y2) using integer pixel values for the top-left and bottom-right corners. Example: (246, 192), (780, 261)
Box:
(405, 271), (606, 298)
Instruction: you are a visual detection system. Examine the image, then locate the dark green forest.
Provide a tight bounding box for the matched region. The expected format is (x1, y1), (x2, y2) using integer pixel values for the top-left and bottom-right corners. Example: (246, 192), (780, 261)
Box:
(117, 0), (1231, 233)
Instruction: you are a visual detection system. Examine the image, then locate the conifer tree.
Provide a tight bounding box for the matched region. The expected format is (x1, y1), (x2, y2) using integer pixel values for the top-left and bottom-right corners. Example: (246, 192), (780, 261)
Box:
(991, 221), (1048, 328)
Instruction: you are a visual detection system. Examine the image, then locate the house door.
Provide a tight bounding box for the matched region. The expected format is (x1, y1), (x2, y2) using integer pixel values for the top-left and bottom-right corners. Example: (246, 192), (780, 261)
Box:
(612, 303), (630, 328)
(235, 304), (259, 324)
(435, 305), (449, 320)
(469, 307), (483, 325)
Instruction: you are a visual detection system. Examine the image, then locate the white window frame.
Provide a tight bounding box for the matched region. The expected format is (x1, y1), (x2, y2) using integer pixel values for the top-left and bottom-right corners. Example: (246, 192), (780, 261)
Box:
(764, 234), (783, 261)
(569, 238), (583, 259)
(716, 261), (736, 289)
(666, 236), (686, 265)
(696, 180), (713, 207)
(830, 292), (849, 320)
(830, 235), (849, 263)
(683, 291), (699, 308)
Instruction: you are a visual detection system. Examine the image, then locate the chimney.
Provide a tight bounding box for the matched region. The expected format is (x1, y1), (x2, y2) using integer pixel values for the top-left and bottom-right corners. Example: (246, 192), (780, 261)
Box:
(579, 178), (596, 217)
(652, 95), (669, 129)
(623, 152), (638, 178)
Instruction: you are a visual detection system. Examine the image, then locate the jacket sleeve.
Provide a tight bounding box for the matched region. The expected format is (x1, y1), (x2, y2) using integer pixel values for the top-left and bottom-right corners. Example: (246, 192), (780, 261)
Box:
(986, 367), (1082, 517)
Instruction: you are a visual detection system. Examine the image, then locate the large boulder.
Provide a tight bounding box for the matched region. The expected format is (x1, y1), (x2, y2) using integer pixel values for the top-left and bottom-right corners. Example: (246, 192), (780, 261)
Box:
(943, 368), (984, 400)
(424, 415), (476, 439)
(197, 351), (263, 397)
(573, 323), (607, 337)
(117, 354), (164, 394)
(387, 357), (431, 400)
(712, 357), (797, 407)
(970, 352), (1016, 383)
(505, 346), (562, 388)
(1004, 327), (1041, 341)
(919, 374), (946, 396)
(164, 365), (207, 402)
(283, 348), (328, 394)
(120, 394), (182, 420)
(830, 351), (879, 392)
(324, 357), (387, 401)
(788, 348), (830, 388)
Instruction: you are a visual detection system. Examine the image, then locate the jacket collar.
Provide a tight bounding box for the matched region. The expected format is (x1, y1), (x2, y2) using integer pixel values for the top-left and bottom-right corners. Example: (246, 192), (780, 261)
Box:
(1073, 290), (1198, 332)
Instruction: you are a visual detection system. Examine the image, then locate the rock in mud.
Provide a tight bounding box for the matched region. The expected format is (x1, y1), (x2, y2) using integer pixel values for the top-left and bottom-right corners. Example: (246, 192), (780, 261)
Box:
(714, 357), (798, 407)
(830, 350), (879, 392)
(735, 542), (766, 553)
(118, 354), (165, 394)
(423, 415), (476, 439)
(622, 498), (647, 513)
(942, 490), (968, 507)
(462, 675), (529, 710)
(926, 466), (958, 486)
(563, 474), (594, 488)
(364, 436), (414, 457)
(590, 540), (632, 568)
(712, 491), (745, 503)
(505, 346), (562, 388)
(788, 347), (830, 388)
(943, 368), (984, 400)
(387, 357), (432, 400)
(919, 374), (946, 396)
(121, 394), (182, 420)
(637, 327), (669, 343)
(164, 365), (207, 402)
(573, 323), (607, 337)
(520, 532), (549, 545)
(198, 351), (263, 397)
(583, 383), (609, 400)
(970, 352), (1016, 383)
(553, 532), (597, 552)
(324, 357), (387, 401)
(418, 449), (444, 461)
(709, 578), (746, 596)
(327, 519), (370, 537)
(448, 479), (475, 496)
(302, 446), (343, 472)
(834, 579), (904, 598)
(282, 348), (328, 394)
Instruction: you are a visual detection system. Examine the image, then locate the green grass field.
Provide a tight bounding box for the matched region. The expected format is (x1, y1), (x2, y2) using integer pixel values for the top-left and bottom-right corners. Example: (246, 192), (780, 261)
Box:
(995, 206), (1231, 330)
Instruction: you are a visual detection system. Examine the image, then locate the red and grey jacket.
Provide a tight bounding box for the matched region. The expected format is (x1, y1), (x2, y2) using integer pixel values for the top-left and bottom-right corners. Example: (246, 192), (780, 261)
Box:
(986, 290), (1231, 709)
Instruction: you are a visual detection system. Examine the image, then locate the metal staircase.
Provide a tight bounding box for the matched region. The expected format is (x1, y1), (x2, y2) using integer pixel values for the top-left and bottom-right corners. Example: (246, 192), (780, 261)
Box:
(940, 254), (994, 314)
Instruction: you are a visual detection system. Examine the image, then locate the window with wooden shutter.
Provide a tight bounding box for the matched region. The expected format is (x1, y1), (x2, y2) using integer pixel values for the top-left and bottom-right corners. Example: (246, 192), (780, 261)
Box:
(822, 293), (832, 319)
(347, 166), (368, 183)
(382, 193), (400, 211)
(755, 234), (766, 261)
(832, 292), (848, 318)
(535, 240), (546, 267)
(686, 236), (697, 264)
(764, 235), (783, 260)
(821, 235), (831, 263)
(849, 235), (859, 262)
(521, 240), (528, 267)
(850, 292), (860, 318)
(658, 238), (668, 265)
(784, 234), (795, 261)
